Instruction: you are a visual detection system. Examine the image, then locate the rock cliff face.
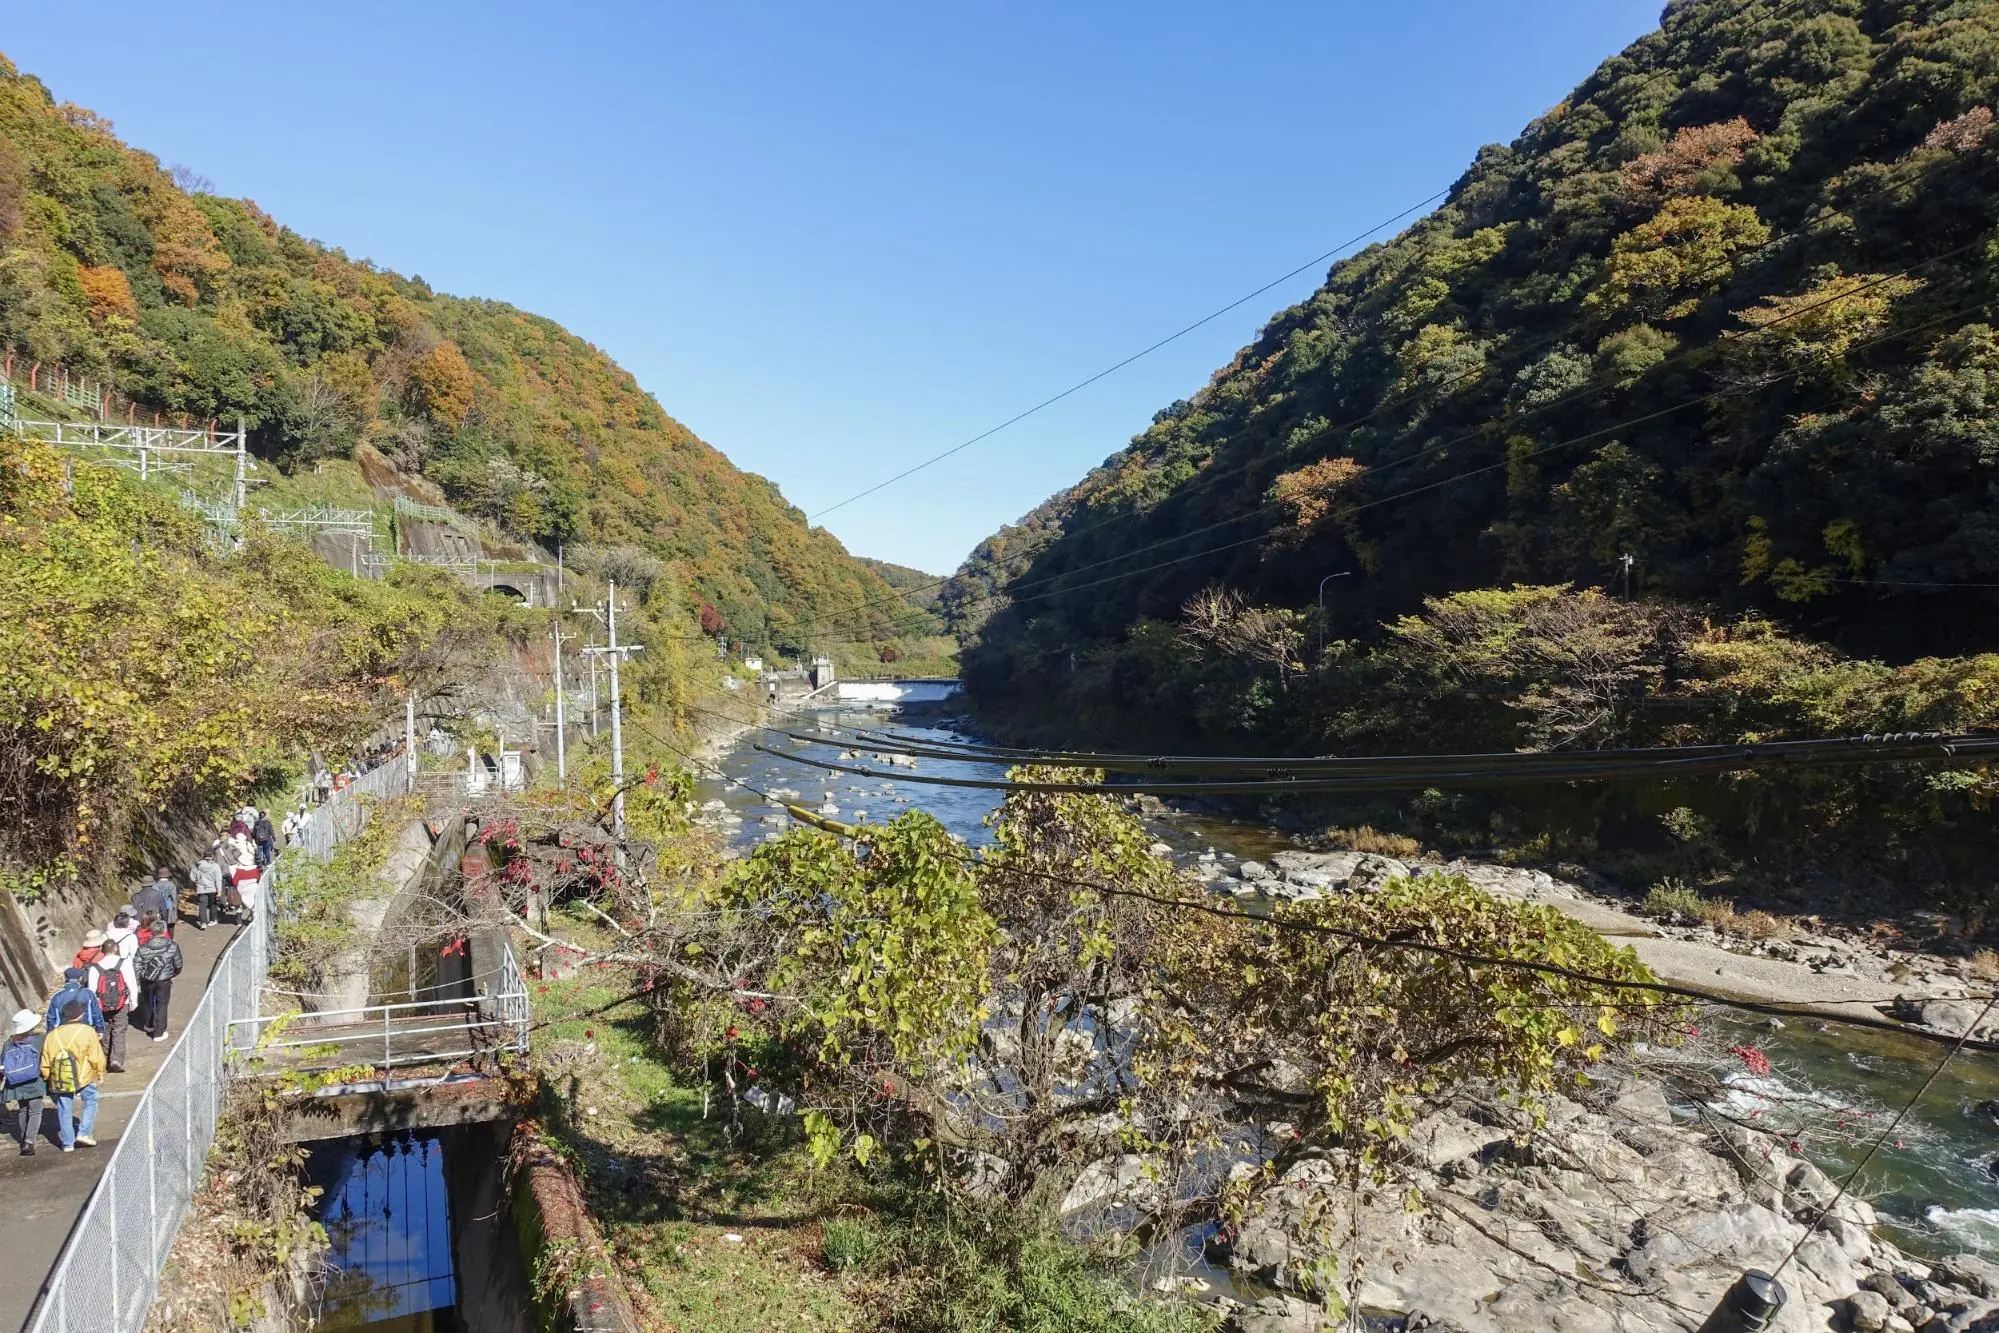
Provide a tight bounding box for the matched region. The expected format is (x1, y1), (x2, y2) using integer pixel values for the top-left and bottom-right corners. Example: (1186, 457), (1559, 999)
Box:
(1215, 1079), (1987, 1333)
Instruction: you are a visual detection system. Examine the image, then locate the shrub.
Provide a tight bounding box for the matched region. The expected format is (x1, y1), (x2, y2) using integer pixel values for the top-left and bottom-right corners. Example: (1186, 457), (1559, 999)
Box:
(862, 1192), (1217, 1333)
(1642, 879), (1712, 922)
(1317, 824), (1423, 858)
(1721, 909), (1790, 942)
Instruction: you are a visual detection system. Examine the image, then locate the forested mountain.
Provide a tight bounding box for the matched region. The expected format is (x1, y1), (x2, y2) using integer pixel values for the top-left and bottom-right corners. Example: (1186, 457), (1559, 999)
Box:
(958, 0), (1999, 691)
(857, 556), (946, 613)
(952, 0), (1999, 887)
(0, 54), (904, 653)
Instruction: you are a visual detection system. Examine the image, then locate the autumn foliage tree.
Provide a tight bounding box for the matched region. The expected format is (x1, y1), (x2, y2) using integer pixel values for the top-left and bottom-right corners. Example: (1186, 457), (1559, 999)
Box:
(405, 340), (476, 428)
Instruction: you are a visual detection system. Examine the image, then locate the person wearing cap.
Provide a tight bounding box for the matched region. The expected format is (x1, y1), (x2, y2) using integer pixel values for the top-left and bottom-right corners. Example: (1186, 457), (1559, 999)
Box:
(40, 1000), (105, 1152)
(3, 1010), (46, 1155)
(189, 846), (223, 930)
(132, 869), (176, 937)
(42, 967), (104, 1036)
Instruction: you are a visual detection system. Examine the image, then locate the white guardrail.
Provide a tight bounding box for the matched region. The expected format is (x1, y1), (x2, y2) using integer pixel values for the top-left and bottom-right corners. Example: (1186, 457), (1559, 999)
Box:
(25, 759), (413, 1332)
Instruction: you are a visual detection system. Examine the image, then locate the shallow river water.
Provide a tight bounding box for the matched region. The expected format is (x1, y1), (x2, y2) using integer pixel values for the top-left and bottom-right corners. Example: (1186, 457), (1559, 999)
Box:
(698, 704), (1999, 1260)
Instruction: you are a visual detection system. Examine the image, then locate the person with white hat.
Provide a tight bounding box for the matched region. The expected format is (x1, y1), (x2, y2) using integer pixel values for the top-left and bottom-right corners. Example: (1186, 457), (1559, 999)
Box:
(2, 1010), (45, 1155)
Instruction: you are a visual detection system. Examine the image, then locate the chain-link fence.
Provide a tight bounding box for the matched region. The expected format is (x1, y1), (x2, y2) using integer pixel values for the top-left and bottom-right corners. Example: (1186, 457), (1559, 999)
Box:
(26, 750), (453, 1330)
(26, 867), (275, 1333)
(291, 757), (413, 861)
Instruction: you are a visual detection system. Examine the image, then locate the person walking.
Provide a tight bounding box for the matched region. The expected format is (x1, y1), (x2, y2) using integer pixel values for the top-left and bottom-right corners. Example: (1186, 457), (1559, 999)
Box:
(133, 912), (184, 1043)
(40, 1000), (105, 1152)
(3, 1010), (46, 1156)
(190, 846), (223, 930)
(133, 868), (176, 936)
(252, 810), (277, 867)
(70, 928), (110, 971)
(42, 966), (104, 1037)
(95, 911), (138, 1073)
(222, 824), (258, 922)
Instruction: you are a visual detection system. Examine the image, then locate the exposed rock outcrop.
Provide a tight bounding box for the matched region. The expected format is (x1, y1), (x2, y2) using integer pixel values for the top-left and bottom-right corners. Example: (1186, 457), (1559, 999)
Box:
(1207, 1082), (1974, 1333)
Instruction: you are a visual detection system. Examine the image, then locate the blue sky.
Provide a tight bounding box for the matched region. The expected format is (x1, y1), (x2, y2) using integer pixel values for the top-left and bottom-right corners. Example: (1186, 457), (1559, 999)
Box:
(5, 1), (1661, 575)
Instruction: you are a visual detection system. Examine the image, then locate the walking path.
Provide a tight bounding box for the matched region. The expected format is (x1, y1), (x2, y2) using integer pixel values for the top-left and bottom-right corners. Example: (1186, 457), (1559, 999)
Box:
(0, 913), (246, 1331)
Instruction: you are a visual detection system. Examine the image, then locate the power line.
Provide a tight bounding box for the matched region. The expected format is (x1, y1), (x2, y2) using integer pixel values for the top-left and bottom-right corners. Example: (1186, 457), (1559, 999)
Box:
(968, 291), (1999, 620)
(779, 241), (1997, 640)
(808, 189), (1454, 521)
(609, 705), (1999, 1049)
(754, 732), (1999, 795)
(1770, 990), (1999, 1281)
(774, 726), (1999, 778)
(803, 0), (1805, 533)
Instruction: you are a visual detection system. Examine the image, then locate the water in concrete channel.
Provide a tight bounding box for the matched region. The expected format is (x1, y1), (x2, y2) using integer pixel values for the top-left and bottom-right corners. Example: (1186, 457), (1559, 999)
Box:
(307, 1121), (531, 1331)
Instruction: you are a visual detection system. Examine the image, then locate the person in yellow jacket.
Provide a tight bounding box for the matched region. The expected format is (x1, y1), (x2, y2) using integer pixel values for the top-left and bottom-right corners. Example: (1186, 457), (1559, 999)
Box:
(41, 1000), (106, 1152)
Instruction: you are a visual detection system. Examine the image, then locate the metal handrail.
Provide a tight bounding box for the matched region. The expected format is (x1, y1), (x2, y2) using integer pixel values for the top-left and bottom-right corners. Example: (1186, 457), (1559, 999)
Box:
(25, 867), (274, 1333)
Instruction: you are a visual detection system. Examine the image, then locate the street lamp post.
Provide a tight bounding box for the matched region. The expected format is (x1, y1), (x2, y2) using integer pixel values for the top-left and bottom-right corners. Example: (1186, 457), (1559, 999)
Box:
(1317, 571), (1353, 660)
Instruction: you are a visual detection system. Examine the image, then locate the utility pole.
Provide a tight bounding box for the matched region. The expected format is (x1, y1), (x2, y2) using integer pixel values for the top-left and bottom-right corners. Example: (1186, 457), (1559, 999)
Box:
(577, 582), (642, 837)
(233, 416), (247, 510)
(587, 638), (600, 736)
(1620, 552), (1636, 601)
(405, 694), (417, 788)
(550, 621), (571, 787)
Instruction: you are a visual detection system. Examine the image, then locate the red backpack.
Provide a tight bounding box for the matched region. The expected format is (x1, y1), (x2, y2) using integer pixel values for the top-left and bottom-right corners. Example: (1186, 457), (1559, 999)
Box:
(89, 962), (129, 1014)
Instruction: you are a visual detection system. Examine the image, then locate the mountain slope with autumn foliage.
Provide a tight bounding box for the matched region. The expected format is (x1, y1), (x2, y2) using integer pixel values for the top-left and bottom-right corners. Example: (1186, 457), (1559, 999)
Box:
(0, 53), (911, 653)
(957, 0), (1999, 707)
(948, 0), (1999, 892)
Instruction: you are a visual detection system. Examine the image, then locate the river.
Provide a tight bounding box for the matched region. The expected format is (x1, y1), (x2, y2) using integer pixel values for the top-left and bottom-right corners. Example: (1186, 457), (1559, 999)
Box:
(698, 702), (1999, 1261)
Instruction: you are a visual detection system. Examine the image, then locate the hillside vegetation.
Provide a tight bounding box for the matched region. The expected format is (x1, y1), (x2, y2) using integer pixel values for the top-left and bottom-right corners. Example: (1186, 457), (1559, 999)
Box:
(0, 53), (906, 655)
(0, 433), (517, 899)
(954, 0), (1999, 897)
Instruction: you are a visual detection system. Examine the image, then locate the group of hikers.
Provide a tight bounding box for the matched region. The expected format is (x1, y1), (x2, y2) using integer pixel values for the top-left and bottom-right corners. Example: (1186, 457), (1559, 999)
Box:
(0, 802), (294, 1156)
(311, 741), (404, 805)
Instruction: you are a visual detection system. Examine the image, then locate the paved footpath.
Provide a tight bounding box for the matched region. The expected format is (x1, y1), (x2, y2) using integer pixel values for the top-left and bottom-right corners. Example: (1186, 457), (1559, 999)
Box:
(0, 914), (245, 1332)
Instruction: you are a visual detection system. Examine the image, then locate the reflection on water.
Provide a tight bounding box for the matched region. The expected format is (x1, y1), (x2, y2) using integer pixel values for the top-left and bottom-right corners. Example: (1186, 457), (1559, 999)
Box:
(313, 1133), (461, 1331)
(703, 705), (1999, 1259)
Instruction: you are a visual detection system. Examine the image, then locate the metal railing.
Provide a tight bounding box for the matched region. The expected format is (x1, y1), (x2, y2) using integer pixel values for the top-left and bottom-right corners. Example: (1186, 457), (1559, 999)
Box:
(289, 757), (414, 861)
(392, 493), (480, 535)
(254, 502), (376, 535)
(25, 868), (276, 1333)
(225, 943), (530, 1071)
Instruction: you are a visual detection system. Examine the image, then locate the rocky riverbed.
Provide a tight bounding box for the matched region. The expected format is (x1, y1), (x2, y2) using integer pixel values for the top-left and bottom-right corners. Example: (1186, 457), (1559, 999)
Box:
(1209, 1074), (1999, 1333)
(1179, 846), (1995, 1044)
(699, 711), (1999, 1328)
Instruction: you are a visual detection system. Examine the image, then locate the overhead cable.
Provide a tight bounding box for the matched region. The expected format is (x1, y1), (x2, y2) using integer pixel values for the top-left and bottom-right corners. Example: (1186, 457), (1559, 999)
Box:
(808, 188), (1453, 521)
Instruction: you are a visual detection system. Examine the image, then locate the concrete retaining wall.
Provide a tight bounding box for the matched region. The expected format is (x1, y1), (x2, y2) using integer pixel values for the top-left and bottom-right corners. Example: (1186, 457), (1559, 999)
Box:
(509, 1121), (642, 1333)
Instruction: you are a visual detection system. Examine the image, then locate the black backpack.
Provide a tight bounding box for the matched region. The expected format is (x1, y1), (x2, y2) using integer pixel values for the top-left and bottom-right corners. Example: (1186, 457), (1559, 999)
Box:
(135, 936), (181, 983)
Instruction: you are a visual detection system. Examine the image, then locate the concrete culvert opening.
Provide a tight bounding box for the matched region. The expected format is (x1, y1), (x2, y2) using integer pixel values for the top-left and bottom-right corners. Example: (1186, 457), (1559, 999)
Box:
(306, 1120), (531, 1331)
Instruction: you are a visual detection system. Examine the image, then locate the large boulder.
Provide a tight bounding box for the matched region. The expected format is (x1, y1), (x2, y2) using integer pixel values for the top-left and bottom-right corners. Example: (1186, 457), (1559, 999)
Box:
(1851, 1291), (1894, 1333)
(1936, 1255), (1999, 1299)
(1915, 1001), (1999, 1040)
(1228, 1295), (1324, 1333)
